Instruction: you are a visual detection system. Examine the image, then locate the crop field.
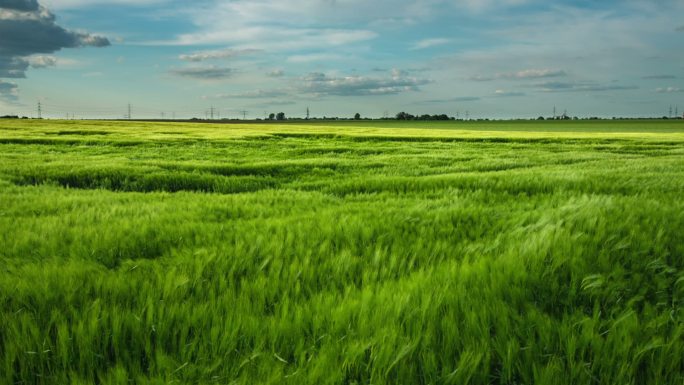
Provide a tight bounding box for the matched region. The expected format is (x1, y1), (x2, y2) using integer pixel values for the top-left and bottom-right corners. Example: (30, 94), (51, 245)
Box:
(1, 118), (683, 385)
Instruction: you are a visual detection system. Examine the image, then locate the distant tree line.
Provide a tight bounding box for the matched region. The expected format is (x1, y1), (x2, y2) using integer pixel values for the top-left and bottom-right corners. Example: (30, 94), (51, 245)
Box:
(0, 115), (29, 119)
(395, 112), (453, 121)
(265, 112), (287, 121)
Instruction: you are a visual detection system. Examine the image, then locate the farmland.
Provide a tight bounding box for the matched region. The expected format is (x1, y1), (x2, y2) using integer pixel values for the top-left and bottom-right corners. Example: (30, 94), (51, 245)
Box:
(1, 119), (683, 384)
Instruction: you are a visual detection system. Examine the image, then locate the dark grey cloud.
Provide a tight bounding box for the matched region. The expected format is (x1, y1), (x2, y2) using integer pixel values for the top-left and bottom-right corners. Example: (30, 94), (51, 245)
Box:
(642, 74), (676, 80)
(0, 56), (28, 77)
(300, 71), (430, 96)
(0, 80), (18, 102)
(0, 1), (109, 83)
(170, 66), (235, 80)
(0, 13), (108, 59)
(535, 81), (638, 92)
(248, 100), (297, 108)
(0, 0), (39, 11)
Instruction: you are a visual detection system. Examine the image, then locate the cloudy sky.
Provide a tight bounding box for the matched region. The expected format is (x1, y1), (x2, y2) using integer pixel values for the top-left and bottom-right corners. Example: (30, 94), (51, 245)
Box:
(1, 0), (683, 119)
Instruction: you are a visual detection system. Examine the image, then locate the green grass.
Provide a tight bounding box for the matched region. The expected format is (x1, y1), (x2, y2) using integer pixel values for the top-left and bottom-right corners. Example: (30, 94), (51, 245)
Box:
(1, 119), (683, 384)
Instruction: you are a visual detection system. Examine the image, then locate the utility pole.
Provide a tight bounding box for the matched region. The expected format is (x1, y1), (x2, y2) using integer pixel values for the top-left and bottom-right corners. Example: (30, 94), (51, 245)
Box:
(37, 101), (42, 119)
(553, 105), (556, 119)
(126, 103), (132, 120)
(306, 107), (310, 120)
(210, 106), (215, 120)
(669, 105), (673, 118)
(239, 110), (248, 120)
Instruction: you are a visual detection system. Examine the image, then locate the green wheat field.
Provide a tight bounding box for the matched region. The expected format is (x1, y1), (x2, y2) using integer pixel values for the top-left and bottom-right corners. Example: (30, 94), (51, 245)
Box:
(1, 119), (683, 384)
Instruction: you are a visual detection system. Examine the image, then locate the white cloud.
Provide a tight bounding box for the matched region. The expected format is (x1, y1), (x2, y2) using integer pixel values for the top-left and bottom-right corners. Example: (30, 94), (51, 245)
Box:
(179, 48), (260, 62)
(299, 70), (430, 97)
(536, 81), (638, 92)
(656, 87), (682, 93)
(494, 89), (525, 97)
(28, 55), (57, 68)
(169, 66), (235, 80)
(287, 53), (346, 63)
(411, 38), (451, 50)
(165, 0), (535, 49)
(470, 69), (566, 81)
(266, 69), (284, 77)
(172, 27), (377, 50)
(207, 89), (289, 99)
(643, 75), (676, 80)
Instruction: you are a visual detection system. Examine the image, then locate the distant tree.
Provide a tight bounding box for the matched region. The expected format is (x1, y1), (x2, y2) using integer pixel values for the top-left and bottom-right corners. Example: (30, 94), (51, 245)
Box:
(537, 116), (545, 120)
(268, 113), (275, 120)
(396, 111), (415, 120)
(276, 112), (286, 121)
(354, 113), (361, 120)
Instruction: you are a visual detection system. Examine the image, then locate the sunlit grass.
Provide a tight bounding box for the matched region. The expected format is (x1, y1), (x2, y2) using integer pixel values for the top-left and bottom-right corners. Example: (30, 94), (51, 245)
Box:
(1, 119), (683, 384)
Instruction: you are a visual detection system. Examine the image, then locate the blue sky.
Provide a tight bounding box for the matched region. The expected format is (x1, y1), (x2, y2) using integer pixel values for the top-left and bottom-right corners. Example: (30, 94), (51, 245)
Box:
(1, 0), (683, 119)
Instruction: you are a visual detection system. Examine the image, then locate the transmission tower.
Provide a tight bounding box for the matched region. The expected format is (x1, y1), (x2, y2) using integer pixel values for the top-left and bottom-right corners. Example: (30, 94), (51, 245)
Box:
(306, 107), (310, 120)
(37, 102), (42, 119)
(239, 110), (248, 120)
(127, 103), (132, 120)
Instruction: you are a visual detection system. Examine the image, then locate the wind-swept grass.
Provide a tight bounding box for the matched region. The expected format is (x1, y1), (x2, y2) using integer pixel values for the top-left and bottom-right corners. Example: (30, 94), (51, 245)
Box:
(1, 119), (683, 384)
